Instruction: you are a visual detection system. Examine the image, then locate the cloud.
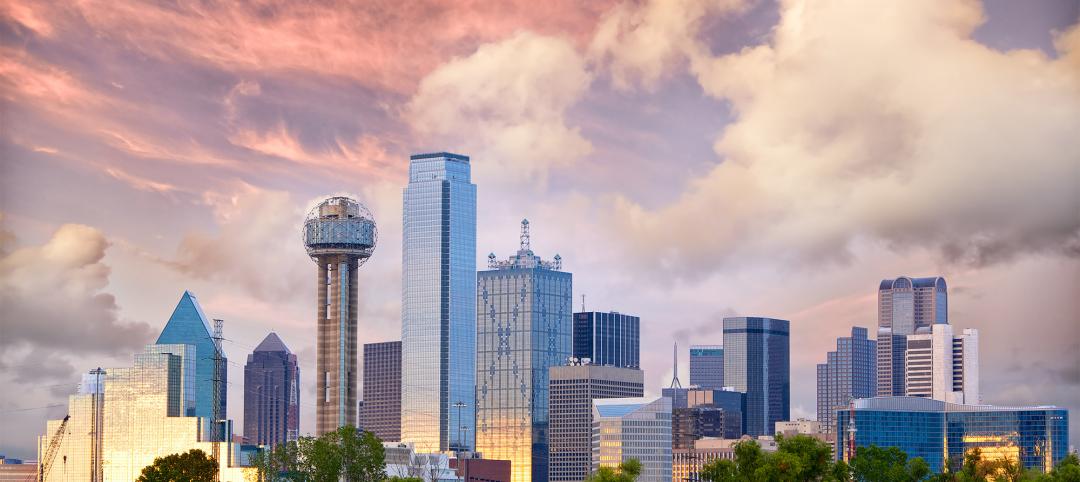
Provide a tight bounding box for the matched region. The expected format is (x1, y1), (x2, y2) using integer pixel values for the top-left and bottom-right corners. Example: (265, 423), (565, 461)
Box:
(610, 0), (1080, 279)
(407, 31), (594, 185)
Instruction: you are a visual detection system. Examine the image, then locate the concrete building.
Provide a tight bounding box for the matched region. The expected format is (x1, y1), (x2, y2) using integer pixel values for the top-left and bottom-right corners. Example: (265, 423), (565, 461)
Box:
(876, 276), (947, 397)
(775, 419), (835, 453)
(816, 327), (876, 434)
(243, 332), (300, 446)
(593, 397), (672, 482)
(302, 196), (377, 435)
(384, 443), (461, 481)
(905, 324), (979, 404)
(450, 455), (512, 482)
(723, 317), (790, 436)
(477, 220), (572, 482)
(401, 152), (477, 452)
(0, 457), (37, 482)
(572, 311), (639, 368)
(361, 341), (402, 442)
(689, 345), (724, 390)
(548, 364), (644, 482)
(672, 436), (778, 482)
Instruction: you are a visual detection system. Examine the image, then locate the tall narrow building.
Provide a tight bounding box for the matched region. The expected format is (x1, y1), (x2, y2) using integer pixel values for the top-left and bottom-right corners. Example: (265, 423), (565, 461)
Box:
(302, 197), (377, 435)
(243, 332), (300, 446)
(401, 152), (477, 452)
(477, 220), (572, 482)
(156, 291), (226, 421)
(361, 341), (402, 442)
(689, 345), (724, 390)
(876, 276), (947, 396)
(572, 311), (640, 368)
(904, 324), (979, 404)
(723, 317), (789, 437)
(816, 327), (875, 434)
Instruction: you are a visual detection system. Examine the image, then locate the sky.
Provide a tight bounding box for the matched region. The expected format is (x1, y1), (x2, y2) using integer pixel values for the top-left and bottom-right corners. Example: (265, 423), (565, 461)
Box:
(1, 0), (1079, 460)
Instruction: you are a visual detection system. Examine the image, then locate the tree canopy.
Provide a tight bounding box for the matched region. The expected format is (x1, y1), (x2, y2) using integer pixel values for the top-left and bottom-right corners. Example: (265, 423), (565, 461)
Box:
(586, 458), (643, 482)
(138, 448), (218, 482)
(251, 426), (386, 482)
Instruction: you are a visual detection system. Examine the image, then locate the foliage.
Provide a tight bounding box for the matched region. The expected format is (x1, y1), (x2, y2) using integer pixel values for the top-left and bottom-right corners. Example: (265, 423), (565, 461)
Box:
(848, 445), (929, 482)
(700, 435), (845, 482)
(138, 448), (218, 482)
(586, 458), (642, 482)
(385, 478), (424, 482)
(250, 426), (386, 482)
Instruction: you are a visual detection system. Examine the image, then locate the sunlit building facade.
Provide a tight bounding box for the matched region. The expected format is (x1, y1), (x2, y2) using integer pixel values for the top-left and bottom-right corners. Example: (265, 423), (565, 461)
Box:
(836, 397), (1069, 474)
(592, 397), (672, 482)
(477, 220), (572, 482)
(401, 152), (477, 452)
(723, 316), (789, 436)
(816, 326), (876, 433)
(876, 276), (947, 397)
(572, 311), (640, 368)
(243, 332), (300, 446)
(905, 324), (979, 404)
(689, 345), (724, 390)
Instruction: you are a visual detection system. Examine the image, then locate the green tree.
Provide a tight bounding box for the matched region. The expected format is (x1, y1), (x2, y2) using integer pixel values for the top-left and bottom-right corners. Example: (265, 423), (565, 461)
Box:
(848, 445), (929, 482)
(700, 435), (844, 482)
(250, 426), (386, 482)
(585, 458), (642, 482)
(1046, 452), (1080, 482)
(138, 448), (218, 482)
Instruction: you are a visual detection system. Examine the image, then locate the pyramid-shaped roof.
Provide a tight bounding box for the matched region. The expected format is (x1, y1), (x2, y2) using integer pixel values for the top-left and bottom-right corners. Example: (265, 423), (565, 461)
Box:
(157, 290), (213, 342)
(254, 332), (291, 353)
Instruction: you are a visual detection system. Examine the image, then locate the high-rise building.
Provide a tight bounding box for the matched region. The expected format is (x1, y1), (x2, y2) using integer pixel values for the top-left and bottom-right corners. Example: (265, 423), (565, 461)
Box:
(662, 387), (746, 438)
(876, 276), (947, 397)
(836, 397), (1069, 474)
(572, 311), (639, 368)
(592, 397), (672, 482)
(672, 407), (740, 449)
(302, 196), (377, 435)
(361, 341), (402, 442)
(477, 220), (572, 482)
(723, 317), (790, 436)
(904, 324), (979, 404)
(549, 364), (644, 482)
(401, 152), (477, 452)
(156, 290), (226, 421)
(689, 345), (724, 390)
(243, 332), (300, 447)
(816, 327), (876, 434)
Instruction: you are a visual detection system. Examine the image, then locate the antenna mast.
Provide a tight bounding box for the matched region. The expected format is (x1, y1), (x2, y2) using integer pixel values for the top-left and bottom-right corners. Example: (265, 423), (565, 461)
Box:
(211, 318), (224, 479)
(669, 342), (682, 388)
(519, 219), (530, 251)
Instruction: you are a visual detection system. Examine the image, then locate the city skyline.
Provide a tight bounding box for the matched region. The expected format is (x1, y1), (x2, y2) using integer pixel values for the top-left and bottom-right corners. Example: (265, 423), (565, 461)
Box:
(3, 0), (1079, 462)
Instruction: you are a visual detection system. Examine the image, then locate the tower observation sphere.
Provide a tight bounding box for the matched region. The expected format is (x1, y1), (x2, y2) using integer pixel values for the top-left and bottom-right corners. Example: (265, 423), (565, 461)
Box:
(302, 196), (377, 435)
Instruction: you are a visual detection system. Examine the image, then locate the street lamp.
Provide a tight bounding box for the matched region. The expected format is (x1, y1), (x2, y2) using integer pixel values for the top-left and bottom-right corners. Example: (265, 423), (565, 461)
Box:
(452, 401), (467, 451)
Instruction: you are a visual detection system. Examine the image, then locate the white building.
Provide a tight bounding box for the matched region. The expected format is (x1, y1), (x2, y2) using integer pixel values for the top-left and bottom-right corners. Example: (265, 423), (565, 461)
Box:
(383, 443), (462, 482)
(592, 396), (672, 482)
(905, 324), (979, 404)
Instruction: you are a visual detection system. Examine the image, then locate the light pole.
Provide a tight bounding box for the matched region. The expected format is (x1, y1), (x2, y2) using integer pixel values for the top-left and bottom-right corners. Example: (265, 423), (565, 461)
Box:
(452, 401), (467, 451)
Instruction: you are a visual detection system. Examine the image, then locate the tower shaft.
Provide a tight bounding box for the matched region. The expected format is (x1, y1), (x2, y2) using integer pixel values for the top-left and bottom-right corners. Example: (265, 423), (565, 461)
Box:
(315, 254), (359, 435)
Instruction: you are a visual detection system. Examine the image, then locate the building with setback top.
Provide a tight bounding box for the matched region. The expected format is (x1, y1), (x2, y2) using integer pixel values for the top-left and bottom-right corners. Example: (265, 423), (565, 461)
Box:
(243, 332), (300, 446)
(816, 327), (876, 434)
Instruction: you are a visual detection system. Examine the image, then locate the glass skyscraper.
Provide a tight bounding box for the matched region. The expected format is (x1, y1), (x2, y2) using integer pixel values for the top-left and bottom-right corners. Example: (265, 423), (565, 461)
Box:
(876, 276), (947, 396)
(836, 397), (1069, 474)
(155, 291), (226, 422)
(572, 311), (639, 368)
(243, 332), (300, 446)
(477, 220), (572, 482)
(816, 326), (876, 434)
(401, 152), (477, 452)
(592, 396), (673, 482)
(689, 345), (724, 390)
(723, 316), (789, 437)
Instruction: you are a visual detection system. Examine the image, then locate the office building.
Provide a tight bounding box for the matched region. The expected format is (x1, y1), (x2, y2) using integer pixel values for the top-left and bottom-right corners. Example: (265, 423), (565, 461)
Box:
(549, 364), (644, 482)
(383, 443), (460, 481)
(156, 290), (226, 421)
(662, 387), (747, 435)
(401, 152), (477, 452)
(592, 397), (672, 482)
(672, 407), (740, 449)
(905, 324), (979, 404)
(572, 311), (639, 368)
(876, 276), (947, 397)
(243, 332), (300, 447)
(451, 454), (513, 482)
(836, 397), (1069, 474)
(816, 327), (876, 434)
(477, 220), (572, 482)
(689, 345), (724, 390)
(672, 436), (778, 482)
(361, 341), (402, 442)
(723, 317), (790, 436)
(302, 196), (377, 435)
(0, 457), (36, 482)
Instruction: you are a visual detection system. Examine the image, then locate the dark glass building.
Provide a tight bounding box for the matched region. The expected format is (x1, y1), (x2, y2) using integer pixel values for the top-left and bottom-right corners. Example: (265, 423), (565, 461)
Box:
(361, 341), (402, 442)
(723, 317), (789, 437)
(816, 327), (876, 433)
(836, 397), (1069, 474)
(662, 387), (747, 437)
(243, 332), (300, 446)
(689, 345), (724, 390)
(572, 311), (639, 369)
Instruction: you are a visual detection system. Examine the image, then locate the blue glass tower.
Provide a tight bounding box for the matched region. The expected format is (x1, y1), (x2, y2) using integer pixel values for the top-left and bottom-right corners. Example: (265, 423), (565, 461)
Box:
(156, 291), (226, 423)
(572, 311), (639, 368)
(401, 152), (477, 452)
(722, 316), (789, 437)
(817, 327), (876, 433)
(689, 345), (724, 389)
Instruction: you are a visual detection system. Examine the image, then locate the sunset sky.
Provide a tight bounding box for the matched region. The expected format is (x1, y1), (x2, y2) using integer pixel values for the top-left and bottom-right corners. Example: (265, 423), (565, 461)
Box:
(2, 0), (1079, 459)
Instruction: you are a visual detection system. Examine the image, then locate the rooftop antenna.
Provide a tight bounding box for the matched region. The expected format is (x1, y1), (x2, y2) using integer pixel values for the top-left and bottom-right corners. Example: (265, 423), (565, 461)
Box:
(211, 318), (224, 479)
(520, 219), (530, 252)
(581, 294), (586, 312)
(669, 341), (682, 388)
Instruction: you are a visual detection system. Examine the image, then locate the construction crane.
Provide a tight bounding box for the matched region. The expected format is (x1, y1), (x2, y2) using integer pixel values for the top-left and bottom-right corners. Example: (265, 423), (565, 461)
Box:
(38, 415), (70, 482)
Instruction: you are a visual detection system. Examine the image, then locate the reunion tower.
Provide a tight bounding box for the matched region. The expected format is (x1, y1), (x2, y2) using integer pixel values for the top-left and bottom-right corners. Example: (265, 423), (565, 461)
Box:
(303, 196), (377, 435)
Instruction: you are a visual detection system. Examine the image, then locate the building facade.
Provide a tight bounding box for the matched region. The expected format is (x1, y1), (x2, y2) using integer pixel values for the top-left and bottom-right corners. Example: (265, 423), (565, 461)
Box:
(155, 291), (226, 421)
(876, 276), (947, 397)
(592, 397), (672, 482)
(836, 397), (1069, 474)
(905, 324), (979, 404)
(723, 317), (790, 436)
(672, 437), (778, 482)
(401, 152), (477, 452)
(243, 332), (300, 446)
(689, 345), (724, 390)
(361, 341), (402, 442)
(572, 311), (639, 368)
(548, 364), (644, 482)
(816, 327), (876, 434)
(477, 220), (572, 482)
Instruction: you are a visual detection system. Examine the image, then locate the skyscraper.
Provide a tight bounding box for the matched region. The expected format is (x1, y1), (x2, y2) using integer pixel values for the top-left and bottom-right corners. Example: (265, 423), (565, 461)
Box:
(549, 364), (644, 482)
(243, 332), (300, 447)
(723, 317), (790, 437)
(876, 276), (947, 397)
(156, 291), (226, 421)
(302, 196), (377, 435)
(662, 387), (746, 439)
(401, 152), (477, 452)
(689, 345), (724, 390)
(477, 220), (572, 482)
(904, 324), (979, 404)
(816, 327), (876, 433)
(361, 341), (402, 442)
(572, 311), (640, 368)
(592, 396), (672, 482)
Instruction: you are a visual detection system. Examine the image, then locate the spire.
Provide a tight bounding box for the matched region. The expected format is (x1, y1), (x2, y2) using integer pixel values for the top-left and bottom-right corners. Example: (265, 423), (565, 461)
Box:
(669, 341), (682, 388)
(254, 332), (291, 353)
(519, 219), (530, 252)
